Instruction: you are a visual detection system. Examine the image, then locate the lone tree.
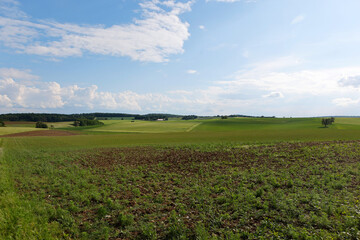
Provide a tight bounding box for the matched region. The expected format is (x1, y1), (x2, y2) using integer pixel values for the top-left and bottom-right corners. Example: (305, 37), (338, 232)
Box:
(321, 118), (334, 128)
(0, 120), (5, 127)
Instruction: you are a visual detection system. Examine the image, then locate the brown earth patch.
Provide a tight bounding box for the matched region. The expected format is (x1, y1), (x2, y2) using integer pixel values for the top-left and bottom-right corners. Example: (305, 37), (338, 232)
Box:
(77, 147), (238, 174)
(3, 121), (35, 125)
(76, 140), (360, 174)
(0, 130), (80, 137)
(70, 140), (360, 238)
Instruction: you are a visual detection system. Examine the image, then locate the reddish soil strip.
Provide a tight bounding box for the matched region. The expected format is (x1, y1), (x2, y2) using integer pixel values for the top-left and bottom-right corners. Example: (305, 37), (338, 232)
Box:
(0, 130), (80, 137)
(3, 121), (35, 125)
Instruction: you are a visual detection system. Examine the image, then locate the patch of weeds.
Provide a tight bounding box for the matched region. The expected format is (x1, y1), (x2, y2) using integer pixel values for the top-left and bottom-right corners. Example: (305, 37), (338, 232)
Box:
(115, 212), (134, 228)
(137, 222), (157, 240)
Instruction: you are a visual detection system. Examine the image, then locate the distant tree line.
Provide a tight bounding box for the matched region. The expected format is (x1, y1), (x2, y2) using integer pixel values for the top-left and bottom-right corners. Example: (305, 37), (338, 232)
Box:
(181, 115), (197, 120)
(228, 114), (253, 118)
(0, 113), (182, 122)
(134, 114), (174, 121)
(0, 113), (96, 122)
(218, 114), (276, 118)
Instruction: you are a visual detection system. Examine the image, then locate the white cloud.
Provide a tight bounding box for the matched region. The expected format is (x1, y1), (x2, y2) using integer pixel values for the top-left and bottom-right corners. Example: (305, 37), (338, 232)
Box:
(338, 75), (360, 88)
(0, 76), (204, 113)
(4, 61), (360, 116)
(0, 0), (192, 62)
(186, 69), (197, 74)
(291, 15), (305, 25)
(0, 94), (12, 107)
(262, 91), (284, 99)
(199, 25), (205, 30)
(0, 78), (64, 108)
(332, 98), (360, 107)
(0, 0), (27, 19)
(217, 57), (360, 96)
(0, 68), (39, 80)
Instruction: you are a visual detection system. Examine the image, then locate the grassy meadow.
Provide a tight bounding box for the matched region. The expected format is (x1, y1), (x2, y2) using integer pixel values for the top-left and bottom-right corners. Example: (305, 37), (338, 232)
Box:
(0, 117), (360, 239)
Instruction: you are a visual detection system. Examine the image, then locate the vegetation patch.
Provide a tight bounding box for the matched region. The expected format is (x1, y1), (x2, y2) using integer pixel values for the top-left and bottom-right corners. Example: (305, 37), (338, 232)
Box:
(36, 121), (48, 128)
(2, 140), (359, 239)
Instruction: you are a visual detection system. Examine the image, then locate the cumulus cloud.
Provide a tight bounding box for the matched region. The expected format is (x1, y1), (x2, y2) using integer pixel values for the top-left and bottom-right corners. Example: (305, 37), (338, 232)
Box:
(0, 78), (64, 108)
(0, 76), (206, 113)
(0, 0), (192, 62)
(4, 60), (360, 116)
(0, 71), (261, 115)
(0, 94), (12, 107)
(338, 75), (360, 88)
(199, 25), (205, 30)
(291, 15), (305, 25)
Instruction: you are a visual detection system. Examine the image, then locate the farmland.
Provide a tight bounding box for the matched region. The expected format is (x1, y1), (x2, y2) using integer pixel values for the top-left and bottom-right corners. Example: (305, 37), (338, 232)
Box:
(89, 120), (201, 133)
(0, 117), (360, 239)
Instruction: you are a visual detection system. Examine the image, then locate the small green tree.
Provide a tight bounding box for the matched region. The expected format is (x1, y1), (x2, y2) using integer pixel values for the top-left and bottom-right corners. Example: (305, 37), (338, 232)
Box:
(0, 120), (5, 127)
(321, 118), (333, 128)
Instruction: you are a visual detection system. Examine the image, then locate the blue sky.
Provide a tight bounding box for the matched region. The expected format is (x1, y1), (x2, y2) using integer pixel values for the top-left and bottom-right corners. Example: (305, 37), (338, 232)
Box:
(1, 0), (360, 116)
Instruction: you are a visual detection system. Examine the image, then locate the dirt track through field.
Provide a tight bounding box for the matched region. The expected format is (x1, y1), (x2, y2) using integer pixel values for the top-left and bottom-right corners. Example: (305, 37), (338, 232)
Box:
(0, 130), (80, 137)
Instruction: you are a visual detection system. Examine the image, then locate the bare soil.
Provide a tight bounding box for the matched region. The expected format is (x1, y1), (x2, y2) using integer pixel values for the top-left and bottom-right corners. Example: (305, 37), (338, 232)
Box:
(76, 140), (360, 174)
(3, 121), (35, 125)
(0, 130), (80, 137)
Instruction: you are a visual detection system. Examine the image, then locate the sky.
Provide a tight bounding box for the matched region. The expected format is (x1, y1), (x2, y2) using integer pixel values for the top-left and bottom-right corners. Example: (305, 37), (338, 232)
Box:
(1, 0), (360, 117)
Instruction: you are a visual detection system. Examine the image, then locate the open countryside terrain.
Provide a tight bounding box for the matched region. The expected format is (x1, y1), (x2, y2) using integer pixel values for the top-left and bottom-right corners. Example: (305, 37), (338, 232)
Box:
(0, 117), (360, 239)
(89, 120), (201, 133)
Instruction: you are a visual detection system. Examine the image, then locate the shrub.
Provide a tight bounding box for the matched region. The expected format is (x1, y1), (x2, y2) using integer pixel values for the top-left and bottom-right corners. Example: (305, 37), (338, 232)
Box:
(35, 121), (48, 128)
(138, 223), (157, 240)
(115, 213), (134, 228)
(181, 115), (197, 120)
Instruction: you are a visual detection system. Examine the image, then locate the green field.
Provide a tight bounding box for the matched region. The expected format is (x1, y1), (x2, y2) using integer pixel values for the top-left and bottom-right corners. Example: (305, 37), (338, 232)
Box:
(0, 126), (46, 136)
(1, 117), (360, 239)
(88, 120), (201, 133)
